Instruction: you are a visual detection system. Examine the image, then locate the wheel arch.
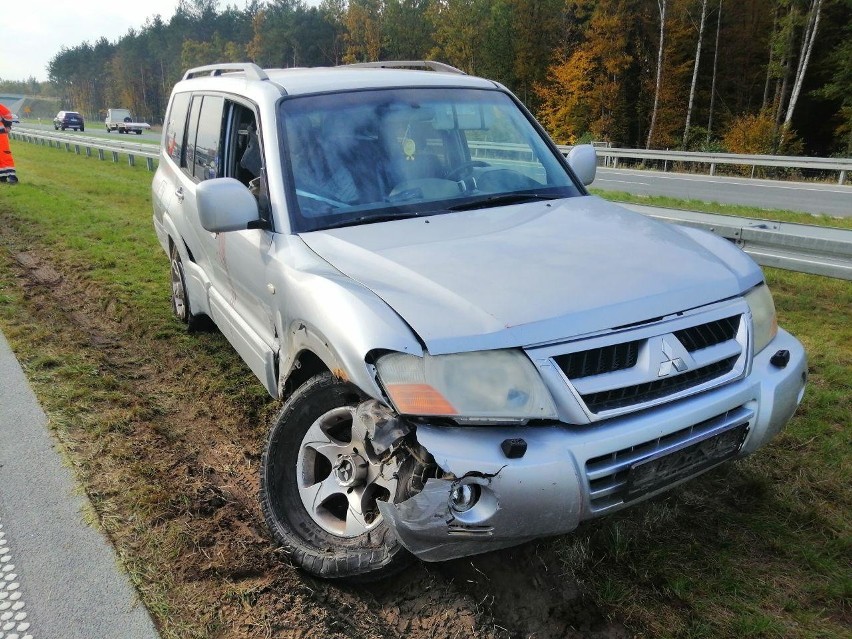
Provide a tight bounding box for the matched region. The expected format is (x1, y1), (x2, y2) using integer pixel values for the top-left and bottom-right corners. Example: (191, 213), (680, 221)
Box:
(278, 349), (330, 402)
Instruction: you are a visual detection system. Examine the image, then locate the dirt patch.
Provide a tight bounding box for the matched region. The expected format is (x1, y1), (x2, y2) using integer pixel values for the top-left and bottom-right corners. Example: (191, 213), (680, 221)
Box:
(0, 231), (627, 639)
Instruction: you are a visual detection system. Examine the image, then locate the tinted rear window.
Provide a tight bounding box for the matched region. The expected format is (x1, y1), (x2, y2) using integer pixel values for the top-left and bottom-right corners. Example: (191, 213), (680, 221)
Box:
(165, 93), (191, 165)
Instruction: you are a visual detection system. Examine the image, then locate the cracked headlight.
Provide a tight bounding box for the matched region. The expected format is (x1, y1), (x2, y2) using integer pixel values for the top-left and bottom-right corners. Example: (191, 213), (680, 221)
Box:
(745, 283), (778, 355)
(375, 350), (557, 423)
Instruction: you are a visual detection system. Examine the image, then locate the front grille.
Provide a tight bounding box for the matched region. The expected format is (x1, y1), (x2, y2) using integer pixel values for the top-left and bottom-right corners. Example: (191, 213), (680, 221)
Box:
(675, 316), (739, 352)
(581, 355), (738, 413)
(554, 340), (641, 379)
(585, 406), (752, 511)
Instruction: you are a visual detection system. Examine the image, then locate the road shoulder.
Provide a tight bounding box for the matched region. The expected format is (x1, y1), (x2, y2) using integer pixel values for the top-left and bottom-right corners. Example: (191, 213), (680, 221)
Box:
(0, 330), (160, 639)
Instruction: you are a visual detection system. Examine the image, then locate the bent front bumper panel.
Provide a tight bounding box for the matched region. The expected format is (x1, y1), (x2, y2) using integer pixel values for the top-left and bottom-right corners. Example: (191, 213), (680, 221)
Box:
(379, 329), (806, 561)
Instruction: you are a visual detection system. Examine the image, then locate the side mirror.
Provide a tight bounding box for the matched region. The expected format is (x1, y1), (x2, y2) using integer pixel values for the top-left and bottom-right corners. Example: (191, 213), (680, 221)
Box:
(196, 178), (261, 232)
(567, 144), (597, 186)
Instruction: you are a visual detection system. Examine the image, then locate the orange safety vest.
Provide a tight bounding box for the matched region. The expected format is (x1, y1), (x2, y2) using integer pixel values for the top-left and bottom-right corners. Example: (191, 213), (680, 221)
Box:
(0, 103), (17, 181)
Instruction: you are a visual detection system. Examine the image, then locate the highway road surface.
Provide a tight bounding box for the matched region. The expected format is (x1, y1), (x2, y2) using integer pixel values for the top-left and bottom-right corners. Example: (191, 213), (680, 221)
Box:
(593, 167), (852, 217)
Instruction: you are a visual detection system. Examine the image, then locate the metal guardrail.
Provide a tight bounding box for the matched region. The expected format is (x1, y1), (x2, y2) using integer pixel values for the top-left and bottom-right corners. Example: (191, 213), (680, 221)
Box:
(10, 126), (851, 279)
(621, 203), (852, 280)
(10, 126), (159, 171)
(556, 144), (851, 185)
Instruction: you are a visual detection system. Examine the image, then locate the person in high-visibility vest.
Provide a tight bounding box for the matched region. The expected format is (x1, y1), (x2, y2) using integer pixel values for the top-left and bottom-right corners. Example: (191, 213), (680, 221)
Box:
(0, 103), (18, 184)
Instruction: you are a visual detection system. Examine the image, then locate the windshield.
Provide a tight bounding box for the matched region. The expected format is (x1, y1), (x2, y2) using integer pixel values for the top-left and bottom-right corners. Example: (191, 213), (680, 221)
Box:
(279, 88), (582, 232)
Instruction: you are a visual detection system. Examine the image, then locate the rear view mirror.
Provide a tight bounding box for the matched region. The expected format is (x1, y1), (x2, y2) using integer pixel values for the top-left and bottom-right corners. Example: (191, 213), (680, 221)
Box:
(196, 178), (261, 233)
(567, 144), (597, 186)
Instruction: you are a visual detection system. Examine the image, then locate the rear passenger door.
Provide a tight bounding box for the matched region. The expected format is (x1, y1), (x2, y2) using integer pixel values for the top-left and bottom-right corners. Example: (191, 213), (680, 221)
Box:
(161, 90), (276, 386)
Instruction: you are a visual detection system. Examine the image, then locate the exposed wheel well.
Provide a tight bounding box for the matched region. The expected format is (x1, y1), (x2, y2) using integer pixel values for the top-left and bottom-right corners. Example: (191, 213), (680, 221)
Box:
(281, 350), (329, 401)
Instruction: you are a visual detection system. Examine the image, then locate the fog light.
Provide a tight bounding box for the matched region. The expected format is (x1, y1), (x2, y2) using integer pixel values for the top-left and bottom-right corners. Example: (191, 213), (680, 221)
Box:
(770, 349), (790, 368)
(449, 483), (480, 513)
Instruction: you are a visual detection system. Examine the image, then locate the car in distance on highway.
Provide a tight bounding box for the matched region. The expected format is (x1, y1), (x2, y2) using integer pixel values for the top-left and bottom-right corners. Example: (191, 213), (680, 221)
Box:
(152, 61), (808, 581)
(105, 108), (151, 134)
(10, 113), (19, 124)
(53, 111), (84, 131)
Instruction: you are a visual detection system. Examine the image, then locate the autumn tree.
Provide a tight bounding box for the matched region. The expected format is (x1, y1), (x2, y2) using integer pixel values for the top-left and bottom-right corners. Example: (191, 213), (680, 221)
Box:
(383, 0), (435, 60)
(429, 0), (491, 74)
(344, 0), (384, 63)
(536, 0), (635, 144)
(509, 0), (563, 106)
(813, 2), (852, 154)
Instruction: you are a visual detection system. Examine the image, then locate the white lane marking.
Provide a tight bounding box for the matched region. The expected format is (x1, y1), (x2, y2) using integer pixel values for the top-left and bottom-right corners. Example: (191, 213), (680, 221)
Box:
(0, 521), (34, 639)
(599, 169), (852, 195)
(595, 178), (650, 186)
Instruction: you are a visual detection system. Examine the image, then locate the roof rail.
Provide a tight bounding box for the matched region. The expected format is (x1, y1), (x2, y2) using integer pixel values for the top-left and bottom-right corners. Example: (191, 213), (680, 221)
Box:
(342, 60), (466, 75)
(182, 63), (269, 82)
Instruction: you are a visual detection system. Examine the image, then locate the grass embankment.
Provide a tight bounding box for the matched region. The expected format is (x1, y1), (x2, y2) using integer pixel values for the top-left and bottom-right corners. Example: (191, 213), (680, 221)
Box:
(0, 142), (850, 638)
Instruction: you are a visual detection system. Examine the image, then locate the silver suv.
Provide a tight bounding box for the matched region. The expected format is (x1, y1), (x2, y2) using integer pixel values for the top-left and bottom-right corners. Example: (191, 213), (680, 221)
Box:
(152, 62), (807, 580)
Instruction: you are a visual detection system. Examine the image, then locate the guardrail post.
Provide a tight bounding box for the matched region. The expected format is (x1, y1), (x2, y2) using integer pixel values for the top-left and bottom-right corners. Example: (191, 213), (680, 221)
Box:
(128, 154), (136, 167)
(98, 149), (105, 161)
(840, 170), (847, 186)
(710, 163), (716, 176)
(86, 147), (92, 158)
(112, 151), (119, 164)
(146, 158), (154, 171)
(65, 142), (71, 152)
(75, 145), (81, 155)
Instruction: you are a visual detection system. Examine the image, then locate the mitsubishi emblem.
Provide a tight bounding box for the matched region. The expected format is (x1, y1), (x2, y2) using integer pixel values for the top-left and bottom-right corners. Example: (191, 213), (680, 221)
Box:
(658, 337), (689, 377)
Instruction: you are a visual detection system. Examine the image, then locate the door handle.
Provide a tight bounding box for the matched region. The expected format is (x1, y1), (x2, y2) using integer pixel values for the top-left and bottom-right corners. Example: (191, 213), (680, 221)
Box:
(175, 187), (184, 202)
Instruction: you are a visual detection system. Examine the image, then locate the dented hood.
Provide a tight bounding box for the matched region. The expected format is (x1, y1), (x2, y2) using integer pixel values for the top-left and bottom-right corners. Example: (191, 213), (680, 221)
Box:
(299, 196), (762, 354)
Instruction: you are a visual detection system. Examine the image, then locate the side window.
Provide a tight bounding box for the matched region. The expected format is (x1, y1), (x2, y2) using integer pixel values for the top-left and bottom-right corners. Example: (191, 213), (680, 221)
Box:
(222, 101), (262, 185)
(164, 92), (190, 165)
(193, 95), (225, 182)
(184, 96), (203, 177)
(222, 100), (271, 222)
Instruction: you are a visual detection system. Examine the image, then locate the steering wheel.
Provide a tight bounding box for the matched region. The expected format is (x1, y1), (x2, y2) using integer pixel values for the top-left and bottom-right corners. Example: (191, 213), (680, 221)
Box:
(445, 160), (490, 181)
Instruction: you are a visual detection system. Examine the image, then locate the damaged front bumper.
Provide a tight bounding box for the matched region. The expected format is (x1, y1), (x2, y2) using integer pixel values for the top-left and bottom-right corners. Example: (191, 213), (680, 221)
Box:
(378, 329), (807, 562)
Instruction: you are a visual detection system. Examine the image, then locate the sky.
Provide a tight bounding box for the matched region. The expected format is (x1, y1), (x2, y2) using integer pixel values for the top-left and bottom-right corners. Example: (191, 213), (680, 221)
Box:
(1, 0), (204, 82)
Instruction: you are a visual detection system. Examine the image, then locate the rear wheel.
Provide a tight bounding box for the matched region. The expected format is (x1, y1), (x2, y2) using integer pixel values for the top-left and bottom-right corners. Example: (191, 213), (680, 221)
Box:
(260, 373), (412, 580)
(169, 243), (207, 332)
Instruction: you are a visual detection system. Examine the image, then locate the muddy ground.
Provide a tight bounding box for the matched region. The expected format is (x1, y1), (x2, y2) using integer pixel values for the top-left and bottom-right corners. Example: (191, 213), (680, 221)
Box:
(1, 229), (630, 639)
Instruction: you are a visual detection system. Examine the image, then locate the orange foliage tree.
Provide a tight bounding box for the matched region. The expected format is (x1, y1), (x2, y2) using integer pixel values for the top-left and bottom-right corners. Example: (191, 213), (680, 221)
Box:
(535, 0), (633, 144)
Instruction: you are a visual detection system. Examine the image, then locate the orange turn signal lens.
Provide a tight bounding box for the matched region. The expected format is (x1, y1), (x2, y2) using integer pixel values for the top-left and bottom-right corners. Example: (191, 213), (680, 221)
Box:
(384, 383), (458, 415)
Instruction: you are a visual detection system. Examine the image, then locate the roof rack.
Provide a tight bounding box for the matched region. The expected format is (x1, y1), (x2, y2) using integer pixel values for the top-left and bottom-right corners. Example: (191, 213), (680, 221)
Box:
(342, 60), (466, 75)
(183, 63), (269, 82)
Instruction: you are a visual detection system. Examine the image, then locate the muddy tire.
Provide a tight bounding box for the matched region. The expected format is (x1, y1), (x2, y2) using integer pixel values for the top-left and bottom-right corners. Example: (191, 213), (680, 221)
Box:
(260, 373), (412, 580)
(169, 243), (207, 332)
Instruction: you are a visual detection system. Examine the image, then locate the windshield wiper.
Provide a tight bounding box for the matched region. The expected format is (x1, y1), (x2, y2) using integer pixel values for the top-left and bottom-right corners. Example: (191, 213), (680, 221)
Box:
(446, 192), (562, 212)
(320, 212), (421, 230)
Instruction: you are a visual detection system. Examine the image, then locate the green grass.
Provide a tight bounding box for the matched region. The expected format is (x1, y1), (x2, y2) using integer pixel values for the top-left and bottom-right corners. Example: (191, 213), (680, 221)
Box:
(1, 141), (850, 638)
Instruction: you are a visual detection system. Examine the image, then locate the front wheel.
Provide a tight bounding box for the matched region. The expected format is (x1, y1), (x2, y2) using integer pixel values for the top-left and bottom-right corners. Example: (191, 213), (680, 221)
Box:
(260, 373), (412, 580)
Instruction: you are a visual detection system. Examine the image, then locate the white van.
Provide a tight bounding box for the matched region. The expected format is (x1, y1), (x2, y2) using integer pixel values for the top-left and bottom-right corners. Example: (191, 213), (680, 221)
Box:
(105, 108), (150, 134)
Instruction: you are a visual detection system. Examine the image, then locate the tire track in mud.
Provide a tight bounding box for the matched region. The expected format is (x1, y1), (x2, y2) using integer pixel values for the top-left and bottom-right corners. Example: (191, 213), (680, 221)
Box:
(0, 227), (628, 639)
